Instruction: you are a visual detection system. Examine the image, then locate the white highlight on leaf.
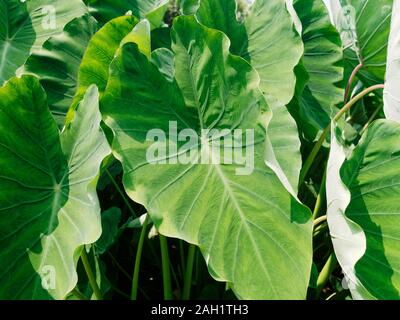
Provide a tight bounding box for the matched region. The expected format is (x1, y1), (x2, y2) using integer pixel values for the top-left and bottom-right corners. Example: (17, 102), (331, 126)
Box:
(41, 6), (57, 30)
(326, 123), (375, 300)
(384, 0), (400, 122)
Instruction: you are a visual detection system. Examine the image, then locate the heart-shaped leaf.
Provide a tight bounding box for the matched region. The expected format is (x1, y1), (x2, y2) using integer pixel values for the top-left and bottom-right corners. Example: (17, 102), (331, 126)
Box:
(101, 16), (312, 299)
(0, 76), (110, 299)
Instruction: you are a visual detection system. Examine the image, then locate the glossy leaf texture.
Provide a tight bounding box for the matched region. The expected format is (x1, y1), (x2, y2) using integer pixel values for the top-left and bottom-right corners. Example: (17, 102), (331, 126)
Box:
(84, 0), (169, 28)
(384, 0), (400, 122)
(22, 14), (98, 127)
(101, 16), (313, 299)
(0, 76), (110, 299)
(291, 0), (344, 139)
(0, 0), (88, 84)
(327, 120), (400, 299)
(195, 0), (303, 191)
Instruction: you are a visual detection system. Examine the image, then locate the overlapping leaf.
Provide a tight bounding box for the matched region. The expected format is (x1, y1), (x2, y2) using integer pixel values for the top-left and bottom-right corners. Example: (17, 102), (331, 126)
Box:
(84, 0), (169, 28)
(291, 0), (344, 139)
(327, 120), (400, 299)
(0, 76), (110, 299)
(68, 16), (150, 116)
(101, 16), (312, 299)
(327, 3), (400, 299)
(0, 0), (88, 84)
(195, 0), (303, 190)
(196, 0), (303, 106)
(330, 0), (393, 85)
(96, 207), (122, 255)
(22, 14), (98, 127)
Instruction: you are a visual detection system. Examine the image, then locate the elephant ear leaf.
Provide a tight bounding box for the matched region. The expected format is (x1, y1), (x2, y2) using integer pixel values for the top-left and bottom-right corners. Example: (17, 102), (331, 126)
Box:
(101, 15), (312, 300)
(22, 14), (98, 128)
(0, 0), (88, 84)
(327, 120), (400, 299)
(0, 76), (110, 299)
(384, 0), (400, 122)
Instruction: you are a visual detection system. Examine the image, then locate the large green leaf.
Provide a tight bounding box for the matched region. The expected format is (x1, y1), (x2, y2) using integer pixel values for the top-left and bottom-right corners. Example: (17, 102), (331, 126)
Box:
(292, 0), (344, 138)
(22, 14), (98, 127)
(331, 0), (393, 85)
(0, 76), (110, 299)
(101, 16), (312, 299)
(84, 0), (169, 28)
(0, 0), (87, 84)
(195, 0), (303, 190)
(327, 120), (400, 299)
(384, 0), (400, 122)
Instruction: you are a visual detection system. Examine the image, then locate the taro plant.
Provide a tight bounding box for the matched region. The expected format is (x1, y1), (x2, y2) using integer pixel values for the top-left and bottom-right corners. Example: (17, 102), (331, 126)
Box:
(0, 0), (399, 300)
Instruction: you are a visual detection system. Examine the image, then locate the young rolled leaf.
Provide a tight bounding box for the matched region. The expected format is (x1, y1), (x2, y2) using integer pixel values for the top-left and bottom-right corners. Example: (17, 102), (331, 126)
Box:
(0, 0), (88, 84)
(101, 16), (312, 299)
(384, 0), (400, 122)
(327, 120), (400, 299)
(22, 14), (98, 128)
(0, 76), (110, 299)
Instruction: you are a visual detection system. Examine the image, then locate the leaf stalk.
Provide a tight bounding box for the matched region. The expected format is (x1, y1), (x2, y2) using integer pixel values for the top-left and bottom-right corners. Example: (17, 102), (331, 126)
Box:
(81, 249), (103, 300)
(131, 215), (150, 300)
(300, 84), (384, 186)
